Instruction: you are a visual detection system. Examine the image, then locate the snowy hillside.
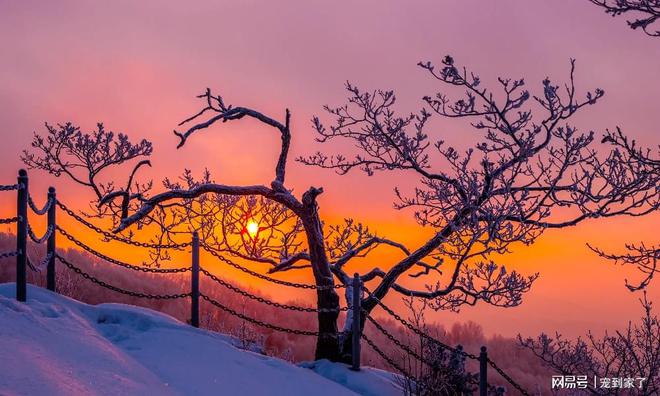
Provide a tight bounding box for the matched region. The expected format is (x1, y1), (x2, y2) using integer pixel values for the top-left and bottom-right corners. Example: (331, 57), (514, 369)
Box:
(0, 284), (403, 396)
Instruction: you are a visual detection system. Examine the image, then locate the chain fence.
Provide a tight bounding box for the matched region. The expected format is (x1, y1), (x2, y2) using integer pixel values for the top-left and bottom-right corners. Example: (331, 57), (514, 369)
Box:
(35, 198), (352, 339)
(0, 184), (21, 191)
(52, 218), (347, 336)
(201, 244), (344, 291)
(0, 217), (19, 225)
(3, 180), (531, 395)
(28, 224), (53, 244)
(200, 293), (325, 337)
(364, 310), (512, 395)
(57, 226), (191, 274)
(27, 253), (53, 273)
(56, 253), (191, 300)
(363, 287), (531, 396)
(361, 333), (410, 376)
(486, 358), (531, 396)
(56, 200), (190, 250)
(364, 314), (434, 367)
(0, 182), (20, 262)
(364, 287), (473, 358)
(52, 226), (347, 337)
(0, 250), (19, 260)
(200, 267), (347, 313)
(28, 194), (53, 215)
(26, 257), (38, 272)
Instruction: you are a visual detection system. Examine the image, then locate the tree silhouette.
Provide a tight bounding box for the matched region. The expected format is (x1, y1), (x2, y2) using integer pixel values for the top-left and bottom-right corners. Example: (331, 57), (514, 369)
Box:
(520, 293), (660, 395)
(588, 0), (660, 36)
(23, 56), (658, 362)
(584, 1), (660, 291)
(587, 128), (659, 291)
(21, 122), (153, 225)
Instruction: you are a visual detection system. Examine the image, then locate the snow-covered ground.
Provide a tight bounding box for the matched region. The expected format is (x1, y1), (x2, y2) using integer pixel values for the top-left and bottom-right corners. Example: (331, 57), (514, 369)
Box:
(0, 283), (403, 396)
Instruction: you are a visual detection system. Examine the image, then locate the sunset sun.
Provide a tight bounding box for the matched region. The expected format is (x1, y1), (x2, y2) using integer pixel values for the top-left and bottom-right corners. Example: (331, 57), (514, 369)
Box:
(246, 220), (260, 238)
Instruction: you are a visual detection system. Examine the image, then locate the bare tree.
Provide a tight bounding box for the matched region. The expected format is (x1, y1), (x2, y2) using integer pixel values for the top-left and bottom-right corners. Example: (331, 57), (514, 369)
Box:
(21, 122), (153, 229)
(583, 0), (660, 290)
(301, 55), (655, 358)
(23, 104), (347, 360)
(587, 128), (660, 291)
(588, 0), (660, 36)
(519, 293), (660, 395)
(24, 57), (657, 362)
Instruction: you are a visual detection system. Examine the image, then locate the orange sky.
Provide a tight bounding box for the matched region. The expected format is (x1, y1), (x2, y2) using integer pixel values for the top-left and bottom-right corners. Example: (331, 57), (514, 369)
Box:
(0, 0), (658, 339)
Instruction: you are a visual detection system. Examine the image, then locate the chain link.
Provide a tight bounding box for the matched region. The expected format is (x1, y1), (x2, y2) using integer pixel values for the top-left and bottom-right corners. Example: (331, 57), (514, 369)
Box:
(56, 200), (190, 249)
(26, 256), (38, 272)
(27, 253), (53, 272)
(0, 184), (20, 191)
(200, 267), (347, 313)
(0, 217), (18, 224)
(361, 333), (410, 376)
(0, 251), (19, 260)
(200, 293), (328, 337)
(364, 314), (436, 366)
(57, 226), (191, 273)
(28, 224), (54, 244)
(363, 287), (475, 359)
(56, 254), (191, 299)
(28, 195), (53, 215)
(201, 244), (344, 291)
(487, 358), (531, 396)
(39, 252), (53, 270)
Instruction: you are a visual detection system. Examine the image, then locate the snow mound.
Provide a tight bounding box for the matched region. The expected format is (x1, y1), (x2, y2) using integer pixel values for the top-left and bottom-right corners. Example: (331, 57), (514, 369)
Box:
(300, 360), (403, 396)
(0, 283), (403, 396)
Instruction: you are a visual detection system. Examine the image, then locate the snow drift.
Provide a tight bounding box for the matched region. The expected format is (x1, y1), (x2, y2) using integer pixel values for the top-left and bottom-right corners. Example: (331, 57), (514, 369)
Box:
(0, 283), (402, 396)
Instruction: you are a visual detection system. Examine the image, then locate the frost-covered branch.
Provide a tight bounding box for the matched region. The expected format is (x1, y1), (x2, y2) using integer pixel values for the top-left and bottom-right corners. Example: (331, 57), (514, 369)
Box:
(21, 122), (154, 234)
(590, 243), (659, 291)
(308, 55), (656, 314)
(589, 0), (660, 36)
(588, 127), (660, 291)
(175, 88), (292, 185)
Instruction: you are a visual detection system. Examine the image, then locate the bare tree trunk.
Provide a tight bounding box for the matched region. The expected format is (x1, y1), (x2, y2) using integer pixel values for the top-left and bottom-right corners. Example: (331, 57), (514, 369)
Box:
(301, 189), (341, 361)
(314, 287), (341, 361)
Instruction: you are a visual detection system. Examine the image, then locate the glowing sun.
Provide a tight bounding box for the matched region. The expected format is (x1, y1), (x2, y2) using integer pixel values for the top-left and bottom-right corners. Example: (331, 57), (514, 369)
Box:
(246, 220), (260, 238)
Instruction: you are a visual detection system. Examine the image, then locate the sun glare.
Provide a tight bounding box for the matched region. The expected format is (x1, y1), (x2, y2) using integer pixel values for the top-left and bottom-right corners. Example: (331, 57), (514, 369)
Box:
(246, 220), (260, 238)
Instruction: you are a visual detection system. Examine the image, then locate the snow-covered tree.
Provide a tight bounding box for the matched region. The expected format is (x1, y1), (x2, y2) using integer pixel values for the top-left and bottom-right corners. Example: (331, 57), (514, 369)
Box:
(519, 293), (660, 395)
(23, 56), (658, 362)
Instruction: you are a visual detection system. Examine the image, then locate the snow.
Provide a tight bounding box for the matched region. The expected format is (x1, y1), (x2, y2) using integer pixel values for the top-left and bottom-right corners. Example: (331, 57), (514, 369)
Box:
(0, 283), (403, 396)
(301, 360), (403, 396)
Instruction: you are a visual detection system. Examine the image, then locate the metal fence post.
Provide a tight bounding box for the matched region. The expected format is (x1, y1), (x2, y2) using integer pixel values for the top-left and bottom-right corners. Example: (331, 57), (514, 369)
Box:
(191, 231), (200, 328)
(479, 346), (488, 396)
(46, 187), (56, 292)
(351, 273), (361, 371)
(16, 169), (28, 302)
